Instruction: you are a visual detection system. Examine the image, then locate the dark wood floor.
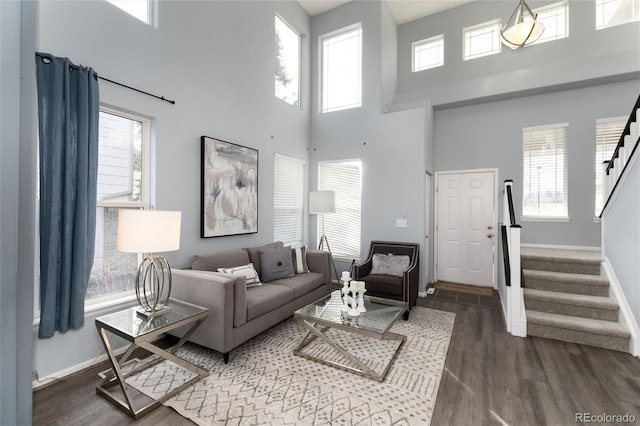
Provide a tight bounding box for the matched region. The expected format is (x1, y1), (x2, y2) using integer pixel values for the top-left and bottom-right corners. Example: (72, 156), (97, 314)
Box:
(33, 292), (640, 425)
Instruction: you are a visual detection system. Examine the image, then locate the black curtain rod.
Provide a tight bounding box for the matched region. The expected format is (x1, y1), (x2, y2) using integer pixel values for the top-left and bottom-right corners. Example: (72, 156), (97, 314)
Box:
(35, 52), (175, 105)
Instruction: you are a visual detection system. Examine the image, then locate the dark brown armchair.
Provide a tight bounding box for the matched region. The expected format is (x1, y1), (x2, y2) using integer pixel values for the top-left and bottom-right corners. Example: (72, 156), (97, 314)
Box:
(355, 241), (420, 320)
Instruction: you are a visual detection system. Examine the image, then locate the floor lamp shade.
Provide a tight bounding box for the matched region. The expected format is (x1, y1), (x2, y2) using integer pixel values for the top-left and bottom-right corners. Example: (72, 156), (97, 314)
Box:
(117, 209), (182, 314)
(309, 191), (336, 214)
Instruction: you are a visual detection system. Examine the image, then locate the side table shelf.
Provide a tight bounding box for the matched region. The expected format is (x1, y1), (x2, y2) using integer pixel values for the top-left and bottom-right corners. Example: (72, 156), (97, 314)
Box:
(95, 299), (209, 419)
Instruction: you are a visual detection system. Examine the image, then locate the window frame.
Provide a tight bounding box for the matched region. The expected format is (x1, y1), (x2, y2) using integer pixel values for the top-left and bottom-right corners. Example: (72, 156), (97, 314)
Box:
(463, 19), (502, 61)
(521, 122), (570, 222)
(530, 1), (569, 45)
(412, 34), (445, 72)
(319, 23), (363, 114)
(106, 0), (156, 27)
(596, 0), (640, 30)
(273, 153), (305, 247)
(274, 14), (301, 108)
(316, 159), (362, 261)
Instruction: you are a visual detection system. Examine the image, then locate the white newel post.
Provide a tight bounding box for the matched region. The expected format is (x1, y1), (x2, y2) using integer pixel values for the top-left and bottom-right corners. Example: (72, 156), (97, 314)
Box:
(509, 225), (526, 337)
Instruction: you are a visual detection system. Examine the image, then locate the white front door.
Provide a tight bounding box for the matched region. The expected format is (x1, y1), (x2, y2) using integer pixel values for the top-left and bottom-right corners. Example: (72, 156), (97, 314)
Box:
(436, 170), (496, 287)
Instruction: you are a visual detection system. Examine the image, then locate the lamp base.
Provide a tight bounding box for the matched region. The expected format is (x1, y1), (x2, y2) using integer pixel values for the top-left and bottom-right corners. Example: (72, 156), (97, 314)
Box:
(135, 306), (171, 319)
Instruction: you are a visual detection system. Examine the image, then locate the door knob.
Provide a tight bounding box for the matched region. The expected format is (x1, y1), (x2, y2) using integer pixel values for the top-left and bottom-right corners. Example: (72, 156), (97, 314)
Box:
(487, 234), (493, 238)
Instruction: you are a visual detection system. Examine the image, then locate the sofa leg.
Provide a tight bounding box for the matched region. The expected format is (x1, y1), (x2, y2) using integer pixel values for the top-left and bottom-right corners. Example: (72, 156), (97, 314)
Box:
(223, 352), (230, 364)
(403, 311), (409, 321)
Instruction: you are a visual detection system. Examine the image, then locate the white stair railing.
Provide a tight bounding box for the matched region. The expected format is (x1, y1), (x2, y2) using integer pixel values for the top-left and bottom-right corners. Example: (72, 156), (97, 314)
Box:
(601, 96), (640, 216)
(502, 180), (526, 337)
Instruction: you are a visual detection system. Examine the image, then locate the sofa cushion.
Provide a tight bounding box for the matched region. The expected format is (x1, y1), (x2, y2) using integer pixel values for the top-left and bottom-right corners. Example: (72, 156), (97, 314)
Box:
(192, 248), (250, 272)
(245, 284), (295, 321)
(218, 263), (262, 288)
(360, 274), (403, 296)
(259, 246), (295, 282)
(292, 246), (310, 274)
(246, 242), (284, 279)
(267, 272), (326, 298)
(371, 253), (410, 277)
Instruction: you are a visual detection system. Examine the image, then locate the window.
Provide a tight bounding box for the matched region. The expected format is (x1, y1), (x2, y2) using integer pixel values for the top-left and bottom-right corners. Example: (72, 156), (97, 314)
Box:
(87, 108), (151, 303)
(463, 20), (501, 60)
(273, 153), (305, 247)
(596, 0), (640, 29)
(531, 1), (569, 44)
(595, 118), (626, 216)
(275, 16), (300, 107)
(106, 0), (152, 25)
(412, 34), (444, 72)
(320, 24), (362, 113)
(522, 124), (568, 219)
(317, 160), (362, 259)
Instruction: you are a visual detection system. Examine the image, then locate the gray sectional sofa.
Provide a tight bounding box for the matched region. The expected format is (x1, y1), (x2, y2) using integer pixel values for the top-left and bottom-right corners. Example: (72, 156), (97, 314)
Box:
(171, 242), (332, 363)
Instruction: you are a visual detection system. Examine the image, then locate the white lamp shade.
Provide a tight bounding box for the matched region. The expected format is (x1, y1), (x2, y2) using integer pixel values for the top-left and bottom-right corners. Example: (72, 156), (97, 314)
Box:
(117, 209), (182, 253)
(309, 191), (336, 214)
(501, 20), (544, 49)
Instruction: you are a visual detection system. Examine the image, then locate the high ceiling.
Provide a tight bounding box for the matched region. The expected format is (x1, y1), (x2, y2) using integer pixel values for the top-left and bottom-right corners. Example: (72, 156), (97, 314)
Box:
(297, 0), (476, 24)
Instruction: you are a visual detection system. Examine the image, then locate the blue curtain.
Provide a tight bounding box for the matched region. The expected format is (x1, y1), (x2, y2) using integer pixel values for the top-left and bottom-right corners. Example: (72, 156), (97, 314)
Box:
(36, 53), (99, 338)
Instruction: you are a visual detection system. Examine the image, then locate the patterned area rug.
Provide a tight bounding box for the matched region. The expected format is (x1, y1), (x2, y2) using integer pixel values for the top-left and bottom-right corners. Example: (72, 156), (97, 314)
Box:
(128, 306), (455, 425)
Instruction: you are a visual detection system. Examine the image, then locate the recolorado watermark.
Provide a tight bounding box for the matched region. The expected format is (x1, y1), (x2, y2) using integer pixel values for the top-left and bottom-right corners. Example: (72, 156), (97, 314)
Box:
(575, 412), (636, 423)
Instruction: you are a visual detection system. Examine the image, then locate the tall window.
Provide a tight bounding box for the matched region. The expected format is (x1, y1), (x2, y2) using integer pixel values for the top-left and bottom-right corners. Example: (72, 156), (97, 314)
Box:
(595, 118), (626, 216)
(531, 1), (569, 44)
(106, 0), (153, 25)
(88, 108), (150, 303)
(596, 0), (640, 29)
(463, 20), (501, 60)
(273, 153), (305, 247)
(522, 124), (568, 219)
(317, 160), (362, 259)
(412, 34), (444, 72)
(275, 16), (300, 107)
(320, 23), (362, 113)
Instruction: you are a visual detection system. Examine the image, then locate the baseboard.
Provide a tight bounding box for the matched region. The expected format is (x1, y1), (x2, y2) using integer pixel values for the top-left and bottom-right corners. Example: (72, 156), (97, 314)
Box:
(418, 291), (428, 298)
(602, 257), (640, 357)
(521, 243), (601, 252)
(32, 341), (131, 390)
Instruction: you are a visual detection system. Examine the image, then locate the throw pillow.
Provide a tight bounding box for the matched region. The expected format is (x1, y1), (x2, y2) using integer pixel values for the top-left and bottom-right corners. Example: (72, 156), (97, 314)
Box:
(259, 246), (295, 282)
(217, 263), (262, 288)
(291, 246), (310, 274)
(370, 253), (411, 277)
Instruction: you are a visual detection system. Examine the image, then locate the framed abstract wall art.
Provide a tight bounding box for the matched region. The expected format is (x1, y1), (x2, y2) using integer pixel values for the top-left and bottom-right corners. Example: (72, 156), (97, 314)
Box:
(201, 136), (258, 238)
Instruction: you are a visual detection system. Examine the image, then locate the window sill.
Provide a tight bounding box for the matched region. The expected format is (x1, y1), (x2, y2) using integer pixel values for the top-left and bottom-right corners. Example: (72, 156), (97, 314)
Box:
(32, 292), (138, 327)
(594, 217), (602, 224)
(521, 216), (570, 223)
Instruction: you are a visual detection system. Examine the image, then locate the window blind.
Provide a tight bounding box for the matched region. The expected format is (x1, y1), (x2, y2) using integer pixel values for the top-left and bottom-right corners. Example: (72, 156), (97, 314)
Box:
(273, 153), (305, 247)
(317, 160), (361, 259)
(522, 124), (568, 218)
(595, 118), (626, 216)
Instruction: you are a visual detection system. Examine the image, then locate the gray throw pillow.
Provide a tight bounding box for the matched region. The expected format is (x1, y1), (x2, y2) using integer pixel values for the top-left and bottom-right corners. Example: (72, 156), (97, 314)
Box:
(371, 253), (411, 277)
(259, 246), (295, 282)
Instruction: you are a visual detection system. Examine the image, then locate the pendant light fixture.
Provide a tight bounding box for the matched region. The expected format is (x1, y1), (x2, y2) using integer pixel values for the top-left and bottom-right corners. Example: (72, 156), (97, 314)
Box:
(500, 0), (545, 49)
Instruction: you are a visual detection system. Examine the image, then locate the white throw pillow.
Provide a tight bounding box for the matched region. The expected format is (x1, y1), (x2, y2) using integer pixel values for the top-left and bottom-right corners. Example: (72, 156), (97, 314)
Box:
(218, 263), (262, 288)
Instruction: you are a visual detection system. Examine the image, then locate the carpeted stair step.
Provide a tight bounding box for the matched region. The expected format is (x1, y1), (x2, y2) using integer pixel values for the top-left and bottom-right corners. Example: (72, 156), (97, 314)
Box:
(524, 288), (619, 321)
(523, 269), (609, 297)
(521, 247), (602, 275)
(526, 310), (630, 352)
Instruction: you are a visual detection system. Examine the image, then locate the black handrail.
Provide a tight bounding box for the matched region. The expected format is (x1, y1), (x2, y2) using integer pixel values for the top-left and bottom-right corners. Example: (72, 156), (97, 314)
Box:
(605, 94), (640, 175)
(506, 184), (516, 226)
(501, 225), (511, 287)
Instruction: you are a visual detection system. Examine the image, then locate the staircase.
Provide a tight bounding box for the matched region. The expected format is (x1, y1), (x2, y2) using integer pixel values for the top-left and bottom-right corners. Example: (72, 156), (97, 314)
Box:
(522, 247), (631, 352)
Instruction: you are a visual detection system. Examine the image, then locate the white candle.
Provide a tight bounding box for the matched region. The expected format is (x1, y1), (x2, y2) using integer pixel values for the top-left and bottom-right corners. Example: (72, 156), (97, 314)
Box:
(359, 281), (366, 292)
(341, 271), (351, 281)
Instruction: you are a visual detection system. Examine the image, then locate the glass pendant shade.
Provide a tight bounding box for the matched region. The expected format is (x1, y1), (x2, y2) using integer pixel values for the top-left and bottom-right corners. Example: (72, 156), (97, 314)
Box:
(500, 0), (545, 49)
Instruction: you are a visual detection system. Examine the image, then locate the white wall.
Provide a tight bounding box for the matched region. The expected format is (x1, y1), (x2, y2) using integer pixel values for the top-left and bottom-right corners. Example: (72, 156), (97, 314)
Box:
(33, 0), (311, 379)
(603, 150), (640, 327)
(309, 1), (429, 288)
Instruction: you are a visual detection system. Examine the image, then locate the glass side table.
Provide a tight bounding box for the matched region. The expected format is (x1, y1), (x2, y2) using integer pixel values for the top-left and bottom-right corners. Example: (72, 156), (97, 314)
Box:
(95, 299), (209, 419)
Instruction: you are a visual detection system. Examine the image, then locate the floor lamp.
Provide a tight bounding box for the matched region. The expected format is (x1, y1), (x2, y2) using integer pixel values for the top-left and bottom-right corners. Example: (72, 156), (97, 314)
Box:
(309, 190), (340, 283)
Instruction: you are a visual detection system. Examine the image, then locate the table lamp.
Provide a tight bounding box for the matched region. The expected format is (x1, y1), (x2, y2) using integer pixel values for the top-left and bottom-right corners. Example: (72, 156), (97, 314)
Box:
(117, 208), (182, 317)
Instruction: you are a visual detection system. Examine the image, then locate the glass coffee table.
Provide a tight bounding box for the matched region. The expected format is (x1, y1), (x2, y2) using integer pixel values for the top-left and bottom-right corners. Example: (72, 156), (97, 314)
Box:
(293, 290), (407, 382)
(95, 299), (209, 419)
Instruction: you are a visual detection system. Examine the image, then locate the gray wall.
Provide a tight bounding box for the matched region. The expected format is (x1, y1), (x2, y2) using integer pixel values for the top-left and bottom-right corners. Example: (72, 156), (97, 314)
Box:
(309, 1), (428, 287)
(1, 0), (37, 423)
(434, 80), (640, 246)
(603, 153), (640, 326)
(33, 0), (311, 378)
(396, 0), (640, 108)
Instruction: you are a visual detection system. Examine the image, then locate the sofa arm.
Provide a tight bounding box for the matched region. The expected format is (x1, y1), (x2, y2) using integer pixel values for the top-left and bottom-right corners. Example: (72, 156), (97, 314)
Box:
(355, 258), (373, 279)
(171, 269), (246, 353)
(306, 250), (332, 284)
